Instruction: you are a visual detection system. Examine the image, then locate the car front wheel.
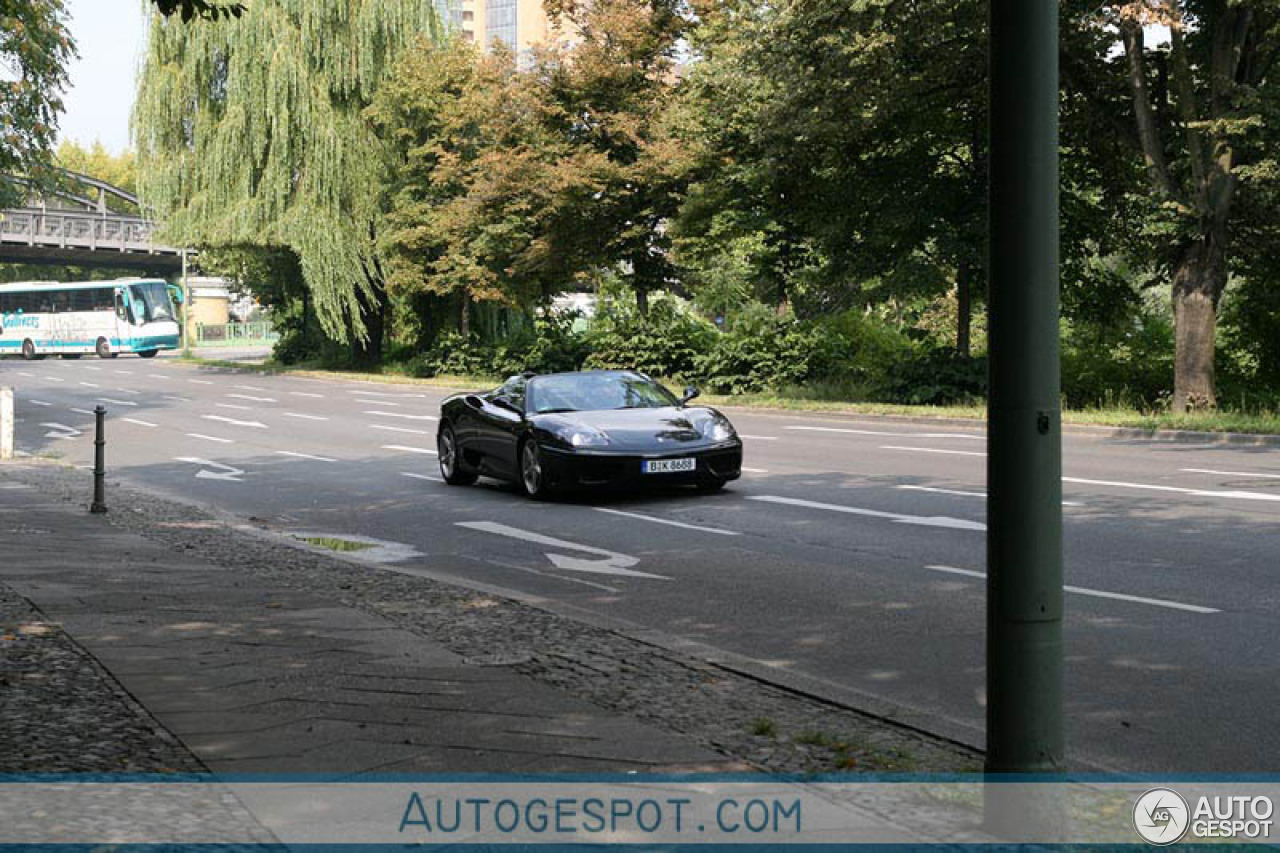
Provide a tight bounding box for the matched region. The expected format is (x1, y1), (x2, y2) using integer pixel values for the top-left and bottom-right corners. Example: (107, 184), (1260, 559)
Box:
(519, 439), (556, 500)
(437, 424), (477, 486)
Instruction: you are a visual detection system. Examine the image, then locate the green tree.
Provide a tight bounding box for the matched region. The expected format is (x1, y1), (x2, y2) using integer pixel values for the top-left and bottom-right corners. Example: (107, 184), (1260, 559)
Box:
(133, 0), (442, 363)
(1073, 1), (1280, 410)
(1, 0), (76, 206)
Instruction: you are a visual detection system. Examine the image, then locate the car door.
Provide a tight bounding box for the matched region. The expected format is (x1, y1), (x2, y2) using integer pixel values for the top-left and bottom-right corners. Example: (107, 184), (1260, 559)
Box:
(473, 377), (526, 477)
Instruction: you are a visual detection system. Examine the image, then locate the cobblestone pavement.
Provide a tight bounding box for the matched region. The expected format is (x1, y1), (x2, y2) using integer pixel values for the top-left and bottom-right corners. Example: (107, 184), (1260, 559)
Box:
(3, 461), (980, 777)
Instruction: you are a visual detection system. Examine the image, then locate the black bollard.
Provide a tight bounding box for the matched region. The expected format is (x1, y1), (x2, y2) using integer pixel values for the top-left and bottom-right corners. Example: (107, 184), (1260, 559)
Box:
(90, 405), (107, 514)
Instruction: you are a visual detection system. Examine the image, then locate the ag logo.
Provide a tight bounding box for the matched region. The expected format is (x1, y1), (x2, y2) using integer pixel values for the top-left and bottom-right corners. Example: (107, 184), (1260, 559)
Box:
(1134, 788), (1190, 845)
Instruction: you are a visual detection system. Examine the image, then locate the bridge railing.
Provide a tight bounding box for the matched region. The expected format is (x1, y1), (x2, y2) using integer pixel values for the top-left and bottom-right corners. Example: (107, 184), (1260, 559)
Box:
(0, 208), (172, 254)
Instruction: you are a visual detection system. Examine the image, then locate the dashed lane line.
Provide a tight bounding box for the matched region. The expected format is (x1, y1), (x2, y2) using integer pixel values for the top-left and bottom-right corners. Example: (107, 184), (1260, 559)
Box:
(27, 400), (52, 407)
(382, 444), (437, 455)
(202, 414), (266, 429)
(226, 393), (277, 403)
(217, 403), (252, 411)
(400, 471), (443, 483)
(789, 425), (984, 440)
(188, 379), (213, 385)
(592, 507), (740, 536)
(880, 445), (987, 457)
(362, 410), (438, 421)
(283, 412), (328, 421)
(1063, 476), (1280, 503)
(275, 450), (337, 462)
(186, 433), (233, 444)
(897, 484), (1085, 508)
(739, 435), (778, 441)
(370, 424), (432, 435)
(99, 398), (138, 407)
(122, 418), (158, 428)
(1181, 467), (1280, 481)
(923, 565), (1220, 614)
(289, 391), (324, 398)
(749, 495), (984, 531)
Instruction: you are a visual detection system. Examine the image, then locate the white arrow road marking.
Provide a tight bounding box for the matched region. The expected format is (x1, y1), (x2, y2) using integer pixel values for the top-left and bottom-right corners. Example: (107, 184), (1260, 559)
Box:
(284, 412), (328, 421)
(122, 418), (158, 427)
(456, 521), (670, 579)
(593, 507), (740, 536)
(382, 444), (437, 455)
(400, 471), (442, 483)
(28, 400), (52, 407)
(275, 450), (337, 462)
(880, 445), (987, 457)
(363, 410), (438, 421)
(175, 456), (247, 481)
(1180, 467), (1280, 481)
(202, 414), (267, 429)
(226, 393), (276, 403)
(186, 433), (234, 444)
(370, 424), (432, 435)
(99, 397), (137, 406)
(42, 422), (82, 439)
(750, 495), (985, 531)
(924, 565), (1220, 614)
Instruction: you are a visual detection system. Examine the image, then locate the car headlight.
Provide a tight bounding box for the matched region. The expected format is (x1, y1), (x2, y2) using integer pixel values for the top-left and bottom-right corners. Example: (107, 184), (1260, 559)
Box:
(702, 417), (737, 442)
(567, 427), (610, 447)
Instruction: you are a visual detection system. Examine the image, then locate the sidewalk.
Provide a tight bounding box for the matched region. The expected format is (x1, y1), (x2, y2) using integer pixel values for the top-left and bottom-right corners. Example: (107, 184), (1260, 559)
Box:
(0, 472), (740, 777)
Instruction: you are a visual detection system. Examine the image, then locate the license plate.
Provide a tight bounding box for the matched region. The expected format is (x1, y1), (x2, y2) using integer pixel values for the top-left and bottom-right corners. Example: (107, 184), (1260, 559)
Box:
(643, 458), (696, 474)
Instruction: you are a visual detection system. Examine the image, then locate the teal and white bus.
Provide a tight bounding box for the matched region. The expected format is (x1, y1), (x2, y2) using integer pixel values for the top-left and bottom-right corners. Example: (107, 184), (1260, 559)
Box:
(0, 278), (182, 360)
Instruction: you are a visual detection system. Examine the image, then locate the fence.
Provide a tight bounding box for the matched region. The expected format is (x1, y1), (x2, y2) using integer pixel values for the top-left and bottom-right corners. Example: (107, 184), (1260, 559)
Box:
(194, 322), (279, 346)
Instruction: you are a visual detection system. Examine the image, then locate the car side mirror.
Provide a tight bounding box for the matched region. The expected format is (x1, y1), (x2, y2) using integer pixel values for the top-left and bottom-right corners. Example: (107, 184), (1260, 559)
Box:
(680, 386), (700, 405)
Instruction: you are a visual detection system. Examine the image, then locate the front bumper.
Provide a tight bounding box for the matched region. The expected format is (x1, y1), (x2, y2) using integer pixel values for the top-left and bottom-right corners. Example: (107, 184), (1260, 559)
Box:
(540, 443), (743, 488)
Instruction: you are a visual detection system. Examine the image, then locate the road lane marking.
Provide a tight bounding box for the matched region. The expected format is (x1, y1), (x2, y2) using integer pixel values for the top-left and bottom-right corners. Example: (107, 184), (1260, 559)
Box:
(355, 398), (399, 406)
(924, 565), (1220, 614)
(122, 417), (158, 427)
(383, 444), (437, 455)
(147, 373), (170, 380)
(400, 471), (442, 483)
(456, 521), (669, 579)
(283, 412), (328, 421)
(98, 398), (138, 407)
(370, 423), (432, 435)
(289, 391), (324, 398)
(750, 495), (985, 531)
(202, 414), (267, 429)
(275, 450), (337, 462)
(176, 456), (246, 481)
(82, 366), (101, 371)
(1063, 476), (1280, 503)
(217, 403), (252, 410)
(70, 408), (94, 416)
(45, 377), (65, 383)
(235, 384), (267, 391)
(593, 507), (740, 536)
(1181, 467), (1280, 481)
(41, 422), (82, 440)
(897, 484), (1085, 507)
(189, 379), (213, 385)
(162, 395), (193, 403)
(363, 410), (438, 421)
(27, 400), (52, 407)
(881, 445), (987, 457)
(789, 425), (985, 440)
(185, 432), (233, 444)
(226, 393), (276, 403)
(739, 435), (778, 441)
(79, 381), (101, 388)
(17, 371), (33, 377)
(741, 467), (769, 474)
(112, 369), (135, 375)
(346, 389), (426, 398)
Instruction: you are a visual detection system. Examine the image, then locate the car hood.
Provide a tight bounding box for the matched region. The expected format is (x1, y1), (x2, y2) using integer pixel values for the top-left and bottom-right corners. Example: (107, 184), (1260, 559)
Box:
(533, 406), (732, 451)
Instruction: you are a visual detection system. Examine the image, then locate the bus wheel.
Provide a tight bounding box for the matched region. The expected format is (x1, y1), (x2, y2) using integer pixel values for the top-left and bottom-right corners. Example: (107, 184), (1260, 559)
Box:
(138, 349), (158, 359)
(21, 339), (37, 360)
(95, 338), (112, 359)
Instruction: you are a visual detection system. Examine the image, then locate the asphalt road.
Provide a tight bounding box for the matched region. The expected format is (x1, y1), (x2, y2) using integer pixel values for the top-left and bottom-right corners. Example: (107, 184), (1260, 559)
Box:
(4, 353), (1280, 773)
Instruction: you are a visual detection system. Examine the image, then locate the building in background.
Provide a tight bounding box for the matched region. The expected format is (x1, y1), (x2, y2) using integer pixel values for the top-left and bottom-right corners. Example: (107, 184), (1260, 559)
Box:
(458, 0), (567, 56)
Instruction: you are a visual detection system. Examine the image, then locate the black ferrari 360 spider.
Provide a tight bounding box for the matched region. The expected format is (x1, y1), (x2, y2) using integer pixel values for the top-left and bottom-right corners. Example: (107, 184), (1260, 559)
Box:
(436, 370), (743, 498)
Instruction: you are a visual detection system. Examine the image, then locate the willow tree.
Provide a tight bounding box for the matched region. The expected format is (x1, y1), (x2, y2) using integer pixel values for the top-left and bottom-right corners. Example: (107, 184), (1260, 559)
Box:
(133, 0), (442, 360)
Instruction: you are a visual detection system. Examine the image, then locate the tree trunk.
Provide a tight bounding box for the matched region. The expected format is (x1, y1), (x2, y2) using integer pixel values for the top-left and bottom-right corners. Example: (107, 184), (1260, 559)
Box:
(459, 293), (471, 337)
(352, 282), (386, 366)
(635, 286), (649, 316)
(1171, 232), (1227, 411)
(956, 259), (972, 358)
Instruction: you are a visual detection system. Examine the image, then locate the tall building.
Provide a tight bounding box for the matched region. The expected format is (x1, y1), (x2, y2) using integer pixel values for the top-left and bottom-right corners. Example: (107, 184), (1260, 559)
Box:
(457, 0), (563, 56)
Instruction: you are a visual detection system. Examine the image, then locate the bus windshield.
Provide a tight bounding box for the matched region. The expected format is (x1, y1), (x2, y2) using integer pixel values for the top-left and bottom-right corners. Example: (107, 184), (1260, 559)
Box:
(129, 282), (176, 324)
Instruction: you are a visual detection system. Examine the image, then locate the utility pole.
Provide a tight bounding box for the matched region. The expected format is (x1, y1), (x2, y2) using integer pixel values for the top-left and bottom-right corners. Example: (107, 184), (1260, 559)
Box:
(986, 0), (1063, 789)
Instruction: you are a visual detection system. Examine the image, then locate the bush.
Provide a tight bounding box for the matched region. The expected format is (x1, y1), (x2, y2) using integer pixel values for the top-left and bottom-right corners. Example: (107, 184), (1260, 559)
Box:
(695, 305), (835, 394)
(406, 310), (590, 379)
(1060, 311), (1174, 409)
(584, 300), (717, 378)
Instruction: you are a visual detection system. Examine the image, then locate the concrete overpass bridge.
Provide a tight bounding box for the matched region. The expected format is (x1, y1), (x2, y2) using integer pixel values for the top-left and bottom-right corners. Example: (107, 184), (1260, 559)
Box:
(0, 170), (185, 275)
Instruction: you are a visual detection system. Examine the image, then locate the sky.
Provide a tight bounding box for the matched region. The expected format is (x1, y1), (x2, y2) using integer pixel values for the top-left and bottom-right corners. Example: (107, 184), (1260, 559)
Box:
(57, 0), (149, 155)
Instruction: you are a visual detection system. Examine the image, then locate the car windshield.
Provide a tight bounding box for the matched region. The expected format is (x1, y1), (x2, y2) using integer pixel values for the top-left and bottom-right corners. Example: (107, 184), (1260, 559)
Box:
(128, 282), (176, 324)
(528, 373), (678, 414)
